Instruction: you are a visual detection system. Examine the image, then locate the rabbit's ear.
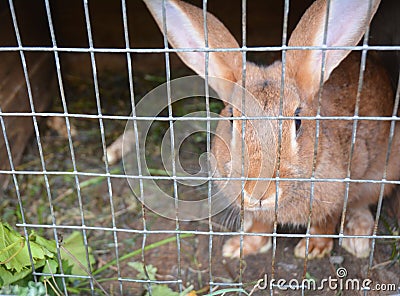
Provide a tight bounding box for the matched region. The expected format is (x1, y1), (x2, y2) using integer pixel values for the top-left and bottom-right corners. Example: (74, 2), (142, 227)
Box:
(144, 0), (242, 100)
(287, 0), (381, 98)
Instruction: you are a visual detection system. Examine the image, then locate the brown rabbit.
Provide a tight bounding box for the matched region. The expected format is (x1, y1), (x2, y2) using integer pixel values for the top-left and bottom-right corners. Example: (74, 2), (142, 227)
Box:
(144, 0), (399, 259)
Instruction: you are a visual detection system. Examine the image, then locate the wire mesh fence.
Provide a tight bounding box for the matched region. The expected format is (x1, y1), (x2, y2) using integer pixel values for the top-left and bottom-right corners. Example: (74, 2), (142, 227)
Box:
(0, 0), (399, 295)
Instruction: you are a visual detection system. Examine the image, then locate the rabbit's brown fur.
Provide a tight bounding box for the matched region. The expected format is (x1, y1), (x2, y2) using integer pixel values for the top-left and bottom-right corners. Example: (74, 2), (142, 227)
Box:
(215, 52), (398, 258)
(144, 0), (399, 259)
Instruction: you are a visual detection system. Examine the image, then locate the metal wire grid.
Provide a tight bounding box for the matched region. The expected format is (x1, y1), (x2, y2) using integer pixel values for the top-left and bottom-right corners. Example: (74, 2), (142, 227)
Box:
(0, 0), (399, 295)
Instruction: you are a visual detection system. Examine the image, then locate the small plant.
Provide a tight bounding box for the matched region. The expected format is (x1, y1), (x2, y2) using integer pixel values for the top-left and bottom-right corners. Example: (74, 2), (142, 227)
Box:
(0, 222), (95, 295)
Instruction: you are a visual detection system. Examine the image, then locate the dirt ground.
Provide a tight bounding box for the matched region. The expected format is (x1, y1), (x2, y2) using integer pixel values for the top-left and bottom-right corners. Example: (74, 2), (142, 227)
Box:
(1, 0), (399, 295)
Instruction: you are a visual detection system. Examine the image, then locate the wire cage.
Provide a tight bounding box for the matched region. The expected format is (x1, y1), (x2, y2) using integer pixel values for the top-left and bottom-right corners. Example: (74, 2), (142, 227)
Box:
(0, 0), (399, 295)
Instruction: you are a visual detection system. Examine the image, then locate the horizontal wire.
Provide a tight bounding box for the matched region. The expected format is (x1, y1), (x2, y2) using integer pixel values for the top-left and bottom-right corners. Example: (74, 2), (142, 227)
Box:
(15, 224), (400, 239)
(31, 272), (183, 285)
(2, 170), (399, 185)
(27, 272), (332, 290)
(0, 112), (398, 122)
(0, 45), (399, 53)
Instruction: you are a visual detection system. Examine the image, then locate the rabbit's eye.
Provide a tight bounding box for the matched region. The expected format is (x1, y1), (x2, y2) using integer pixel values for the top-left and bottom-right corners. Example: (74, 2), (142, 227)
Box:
(294, 107), (301, 136)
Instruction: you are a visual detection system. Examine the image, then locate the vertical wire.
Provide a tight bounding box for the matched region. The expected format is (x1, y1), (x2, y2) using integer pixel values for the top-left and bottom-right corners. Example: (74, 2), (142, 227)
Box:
(43, 1), (95, 293)
(0, 105), (36, 280)
(0, 1), (35, 278)
(121, 0), (149, 293)
(120, 0), (150, 293)
(239, 0), (247, 293)
(338, 0), (374, 249)
(271, 1), (290, 293)
(81, 0), (123, 294)
(301, 0), (331, 289)
(161, 0), (182, 293)
(366, 68), (400, 284)
(201, 0), (213, 294)
(121, 0), (151, 293)
(7, 0), (68, 294)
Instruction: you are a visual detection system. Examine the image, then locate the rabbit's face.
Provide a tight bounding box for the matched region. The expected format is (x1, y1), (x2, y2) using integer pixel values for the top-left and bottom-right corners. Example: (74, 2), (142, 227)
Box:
(212, 63), (316, 211)
(144, 0), (384, 219)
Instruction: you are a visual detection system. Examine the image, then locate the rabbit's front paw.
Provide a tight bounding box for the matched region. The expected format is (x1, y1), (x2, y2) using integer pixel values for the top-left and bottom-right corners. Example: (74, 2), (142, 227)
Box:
(342, 207), (374, 258)
(294, 237), (333, 259)
(223, 235), (271, 258)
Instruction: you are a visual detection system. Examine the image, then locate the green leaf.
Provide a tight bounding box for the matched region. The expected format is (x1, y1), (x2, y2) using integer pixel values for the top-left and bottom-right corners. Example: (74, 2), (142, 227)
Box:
(0, 222), (58, 286)
(145, 285), (179, 296)
(61, 259), (73, 275)
(0, 223), (58, 274)
(128, 262), (157, 281)
(61, 231), (95, 276)
(39, 258), (59, 283)
(0, 264), (32, 286)
(30, 231), (57, 255)
(0, 223), (27, 272)
(0, 223), (95, 289)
